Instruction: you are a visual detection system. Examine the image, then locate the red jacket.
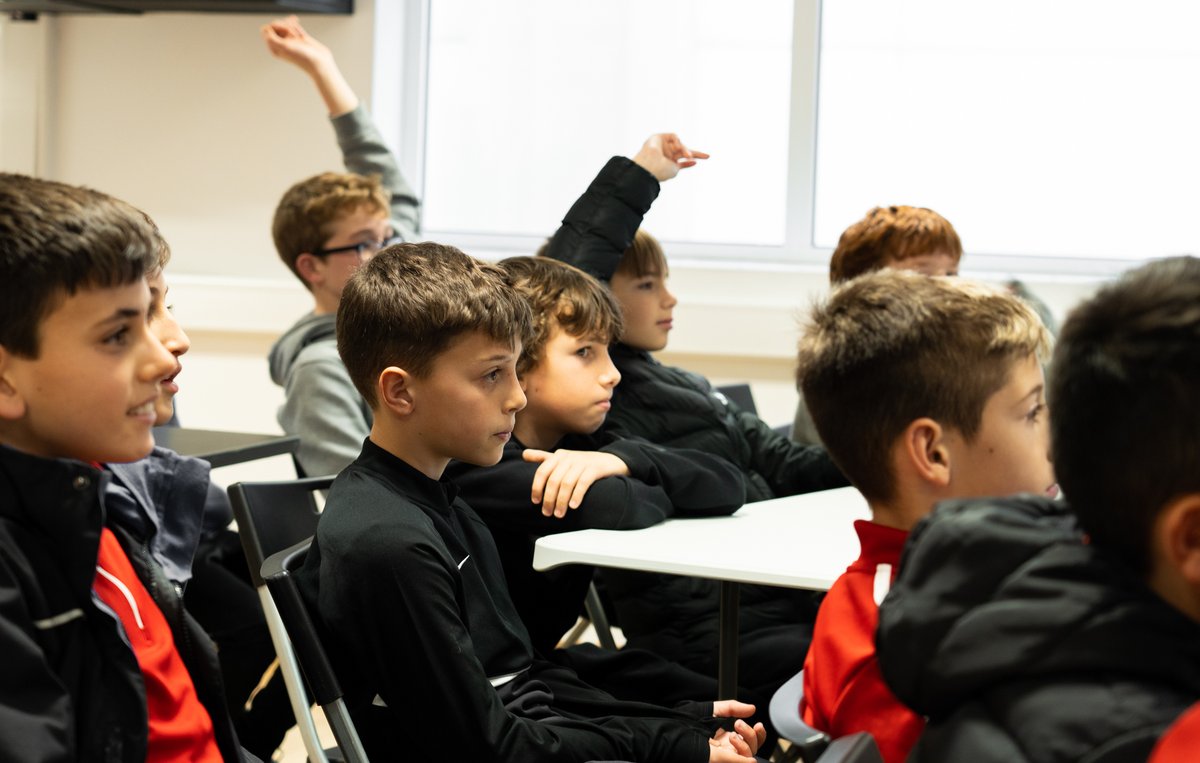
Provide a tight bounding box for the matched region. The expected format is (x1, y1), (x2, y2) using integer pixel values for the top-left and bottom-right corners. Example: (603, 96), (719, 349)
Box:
(801, 519), (922, 763)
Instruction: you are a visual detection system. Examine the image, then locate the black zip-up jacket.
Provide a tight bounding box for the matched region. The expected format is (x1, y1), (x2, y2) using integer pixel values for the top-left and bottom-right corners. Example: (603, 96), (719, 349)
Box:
(296, 439), (721, 762)
(446, 430), (746, 653)
(877, 496), (1200, 763)
(605, 344), (847, 503)
(0, 444), (243, 762)
(544, 156), (847, 503)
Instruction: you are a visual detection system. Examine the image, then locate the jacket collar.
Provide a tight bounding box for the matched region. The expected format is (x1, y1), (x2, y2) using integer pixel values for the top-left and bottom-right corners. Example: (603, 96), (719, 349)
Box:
(105, 447), (210, 585)
(354, 438), (461, 514)
(0, 444), (108, 596)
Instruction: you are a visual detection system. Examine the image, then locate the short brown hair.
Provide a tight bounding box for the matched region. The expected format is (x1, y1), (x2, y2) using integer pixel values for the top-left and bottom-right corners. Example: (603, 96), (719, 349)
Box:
(615, 228), (668, 279)
(272, 171), (389, 286)
(829, 206), (962, 284)
(1050, 256), (1200, 573)
(0, 173), (162, 358)
(796, 270), (1049, 502)
(337, 243), (534, 408)
(498, 257), (623, 375)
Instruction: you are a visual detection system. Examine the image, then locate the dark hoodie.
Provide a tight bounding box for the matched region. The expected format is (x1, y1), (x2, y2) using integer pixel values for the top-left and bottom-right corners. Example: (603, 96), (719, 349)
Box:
(876, 496), (1200, 763)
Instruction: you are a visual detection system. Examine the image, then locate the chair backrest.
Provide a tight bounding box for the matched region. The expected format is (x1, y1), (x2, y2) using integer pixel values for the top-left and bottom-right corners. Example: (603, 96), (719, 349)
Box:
(769, 669), (831, 763)
(228, 477), (339, 762)
(262, 540), (368, 763)
(715, 382), (758, 415)
(229, 476), (333, 586)
(815, 732), (884, 763)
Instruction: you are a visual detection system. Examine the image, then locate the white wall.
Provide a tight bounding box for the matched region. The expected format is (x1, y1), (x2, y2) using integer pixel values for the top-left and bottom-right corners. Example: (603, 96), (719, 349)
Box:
(0, 3), (1107, 457)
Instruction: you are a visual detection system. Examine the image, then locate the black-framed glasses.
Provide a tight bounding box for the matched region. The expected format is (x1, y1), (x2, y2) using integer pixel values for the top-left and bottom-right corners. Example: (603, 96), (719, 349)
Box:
(314, 235), (402, 259)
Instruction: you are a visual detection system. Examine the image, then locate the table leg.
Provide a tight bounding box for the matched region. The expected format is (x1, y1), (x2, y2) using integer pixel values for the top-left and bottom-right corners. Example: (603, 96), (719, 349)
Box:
(718, 580), (740, 699)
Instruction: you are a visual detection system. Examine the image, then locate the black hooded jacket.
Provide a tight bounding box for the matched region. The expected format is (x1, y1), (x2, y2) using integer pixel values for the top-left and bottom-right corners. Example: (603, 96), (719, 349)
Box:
(544, 156), (847, 504)
(876, 496), (1200, 763)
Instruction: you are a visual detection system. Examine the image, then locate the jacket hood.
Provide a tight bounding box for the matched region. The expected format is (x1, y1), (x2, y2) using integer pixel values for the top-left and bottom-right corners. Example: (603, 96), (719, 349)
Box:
(105, 448), (212, 585)
(877, 496), (1200, 720)
(268, 311), (337, 385)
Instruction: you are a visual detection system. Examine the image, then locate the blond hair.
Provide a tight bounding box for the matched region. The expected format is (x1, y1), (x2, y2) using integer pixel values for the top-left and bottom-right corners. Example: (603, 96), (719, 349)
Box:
(797, 269), (1049, 502)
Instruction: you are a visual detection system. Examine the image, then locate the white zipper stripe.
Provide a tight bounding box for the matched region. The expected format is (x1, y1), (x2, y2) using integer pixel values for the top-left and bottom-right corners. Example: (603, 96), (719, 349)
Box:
(95, 565), (145, 630)
(873, 563), (893, 606)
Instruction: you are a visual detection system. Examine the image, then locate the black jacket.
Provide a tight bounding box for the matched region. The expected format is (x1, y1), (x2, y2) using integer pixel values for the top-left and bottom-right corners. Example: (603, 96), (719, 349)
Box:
(876, 496), (1200, 763)
(605, 344), (847, 503)
(446, 430), (746, 653)
(297, 439), (719, 762)
(544, 155), (847, 503)
(0, 444), (243, 762)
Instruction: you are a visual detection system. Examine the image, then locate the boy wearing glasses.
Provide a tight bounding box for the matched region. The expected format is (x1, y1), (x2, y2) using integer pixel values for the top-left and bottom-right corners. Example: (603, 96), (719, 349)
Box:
(263, 17), (420, 477)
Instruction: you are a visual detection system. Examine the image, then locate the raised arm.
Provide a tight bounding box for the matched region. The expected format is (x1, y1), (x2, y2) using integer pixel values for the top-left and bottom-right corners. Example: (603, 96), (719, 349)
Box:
(261, 15), (357, 116)
(262, 16), (420, 240)
(544, 133), (706, 281)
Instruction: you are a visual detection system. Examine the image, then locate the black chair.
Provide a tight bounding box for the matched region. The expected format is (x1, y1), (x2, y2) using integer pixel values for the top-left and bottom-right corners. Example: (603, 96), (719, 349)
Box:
(715, 382), (758, 415)
(558, 577), (620, 651)
(229, 477), (345, 762)
(263, 540), (369, 763)
(814, 733), (883, 763)
(717, 382), (795, 437)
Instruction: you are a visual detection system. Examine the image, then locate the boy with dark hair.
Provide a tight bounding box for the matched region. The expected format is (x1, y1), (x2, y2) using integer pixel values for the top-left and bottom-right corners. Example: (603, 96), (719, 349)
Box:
(113, 255), (294, 758)
(263, 16), (420, 477)
(876, 256), (1200, 763)
(543, 142), (846, 503)
(0, 173), (245, 761)
(448, 257), (764, 709)
(450, 256), (746, 652)
(543, 139), (848, 696)
(295, 243), (765, 762)
(794, 269), (1054, 763)
(450, 256), (811, 704)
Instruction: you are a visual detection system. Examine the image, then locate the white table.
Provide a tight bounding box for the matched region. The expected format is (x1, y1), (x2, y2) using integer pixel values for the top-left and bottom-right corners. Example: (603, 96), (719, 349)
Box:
(533, 486), (871, 698)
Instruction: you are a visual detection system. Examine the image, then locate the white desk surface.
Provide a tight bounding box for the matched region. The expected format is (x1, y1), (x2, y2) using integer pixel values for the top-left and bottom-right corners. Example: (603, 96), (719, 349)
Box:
(533, 485), (872, 591)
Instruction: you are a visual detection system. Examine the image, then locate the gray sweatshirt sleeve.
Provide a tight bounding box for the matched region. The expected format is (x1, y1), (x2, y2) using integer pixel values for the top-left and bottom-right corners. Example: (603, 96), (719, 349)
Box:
(331, 105), (421, 242)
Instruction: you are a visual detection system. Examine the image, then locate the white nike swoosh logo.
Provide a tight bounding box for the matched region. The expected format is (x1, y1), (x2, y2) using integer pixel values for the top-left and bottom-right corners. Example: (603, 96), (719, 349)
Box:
(457, 555), (470, 570)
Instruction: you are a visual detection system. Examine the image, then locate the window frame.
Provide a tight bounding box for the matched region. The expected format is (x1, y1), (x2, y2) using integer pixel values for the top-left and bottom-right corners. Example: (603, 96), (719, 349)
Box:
(372, 0), (1146, 279)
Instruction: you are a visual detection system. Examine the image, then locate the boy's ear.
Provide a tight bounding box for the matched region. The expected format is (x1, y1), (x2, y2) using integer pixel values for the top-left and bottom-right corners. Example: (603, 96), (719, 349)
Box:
(900, 417), (952, 489)
(0, 346), (28, 421)
(377, 366), (415, 417)
(1159, 493), (1200, 586)
(294, 253), (325, 287)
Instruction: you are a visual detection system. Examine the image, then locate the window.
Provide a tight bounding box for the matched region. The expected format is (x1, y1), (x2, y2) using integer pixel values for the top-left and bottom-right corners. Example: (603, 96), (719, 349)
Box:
(419, 0), (795, 249)
(378, 1), (1199, 274)
(814, 0), (1200, 268)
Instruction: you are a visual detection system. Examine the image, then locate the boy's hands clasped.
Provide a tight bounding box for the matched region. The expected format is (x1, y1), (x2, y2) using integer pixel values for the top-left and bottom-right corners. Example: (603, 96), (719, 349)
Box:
(708, 700), (767, 761)
(522, 449), (630, 517)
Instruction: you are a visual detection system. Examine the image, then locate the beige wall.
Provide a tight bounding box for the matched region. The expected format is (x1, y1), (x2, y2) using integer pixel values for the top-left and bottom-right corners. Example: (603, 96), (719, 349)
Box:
(0, 5), (1105, 475)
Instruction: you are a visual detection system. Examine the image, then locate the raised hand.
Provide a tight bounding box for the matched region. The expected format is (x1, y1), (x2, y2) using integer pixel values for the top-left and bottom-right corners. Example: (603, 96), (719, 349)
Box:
(261, 15), (357, 116)
(632, 133), (711, 182)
